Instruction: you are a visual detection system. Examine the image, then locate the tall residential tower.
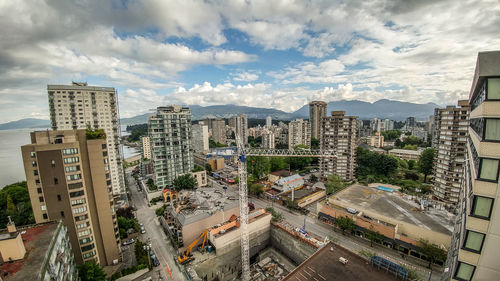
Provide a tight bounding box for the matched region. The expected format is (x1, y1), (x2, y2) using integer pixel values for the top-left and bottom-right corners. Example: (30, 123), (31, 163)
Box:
(444, 51), (500, 281)
(288, 119), (311, 149)
(309, 101), (327, 139)
(48, 83), (125, 198)
(149, 106), (193, 188)
(21, 130), (120, 266)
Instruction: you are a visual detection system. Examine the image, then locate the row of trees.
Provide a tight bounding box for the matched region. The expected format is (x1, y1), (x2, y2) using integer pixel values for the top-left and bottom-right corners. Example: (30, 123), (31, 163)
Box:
(334, 216), (446, 268)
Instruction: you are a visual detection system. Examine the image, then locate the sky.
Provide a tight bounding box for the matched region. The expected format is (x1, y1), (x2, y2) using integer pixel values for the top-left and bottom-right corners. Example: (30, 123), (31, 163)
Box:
(1, 0), (499, 123)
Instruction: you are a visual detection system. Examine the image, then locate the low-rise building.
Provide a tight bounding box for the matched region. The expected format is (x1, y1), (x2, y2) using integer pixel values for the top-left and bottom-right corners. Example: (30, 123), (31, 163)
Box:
(388, 148), (422, 161)
(207, 157), (225, 171)
(268, 170), (292, 183)
(191, 170), (208, 187)
(0, 221), (77, 281)
(274, 174), (304, 193)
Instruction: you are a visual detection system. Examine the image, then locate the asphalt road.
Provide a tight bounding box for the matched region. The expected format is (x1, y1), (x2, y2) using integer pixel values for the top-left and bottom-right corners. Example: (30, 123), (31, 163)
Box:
(125, 168), (187, 281)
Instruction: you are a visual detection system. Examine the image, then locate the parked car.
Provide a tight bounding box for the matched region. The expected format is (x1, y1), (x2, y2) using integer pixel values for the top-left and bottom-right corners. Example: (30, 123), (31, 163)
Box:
(150, 251), (160, 267)
(141, 226), (146, 234)
(122, 238), (135, 246)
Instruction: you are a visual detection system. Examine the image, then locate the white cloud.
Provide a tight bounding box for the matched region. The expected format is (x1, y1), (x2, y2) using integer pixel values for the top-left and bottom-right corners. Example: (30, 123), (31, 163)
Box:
(232, 71), (260, 82)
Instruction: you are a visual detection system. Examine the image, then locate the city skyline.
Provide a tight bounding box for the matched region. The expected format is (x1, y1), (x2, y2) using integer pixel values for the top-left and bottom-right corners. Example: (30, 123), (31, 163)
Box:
(1, 0), (499, 123)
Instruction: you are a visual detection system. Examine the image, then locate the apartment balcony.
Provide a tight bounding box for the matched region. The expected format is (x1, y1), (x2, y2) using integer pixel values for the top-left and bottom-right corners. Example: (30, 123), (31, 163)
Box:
(470, 100), (500, 118)
(469, 128), (500, 158)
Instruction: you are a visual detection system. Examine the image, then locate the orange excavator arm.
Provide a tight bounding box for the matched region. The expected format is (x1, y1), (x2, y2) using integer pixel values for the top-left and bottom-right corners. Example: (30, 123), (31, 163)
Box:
(178, 229), (209, 264)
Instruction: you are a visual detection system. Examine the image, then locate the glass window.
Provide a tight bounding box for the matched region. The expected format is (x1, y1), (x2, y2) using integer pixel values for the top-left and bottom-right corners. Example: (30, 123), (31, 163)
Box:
(455, 262), (475, 281)
(479, 158), (499, 181)
(487, 78), (500, 99)
(472, 196), (494, 219)
(463, 230), (485, 252)
(485, 119), (500, 141)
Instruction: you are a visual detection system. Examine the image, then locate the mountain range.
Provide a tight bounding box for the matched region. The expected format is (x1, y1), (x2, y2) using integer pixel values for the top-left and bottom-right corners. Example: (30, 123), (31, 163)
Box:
(0, 99), (440, 129)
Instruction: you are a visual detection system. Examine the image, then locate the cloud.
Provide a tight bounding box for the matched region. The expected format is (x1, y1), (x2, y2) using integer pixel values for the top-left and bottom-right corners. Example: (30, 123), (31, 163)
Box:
(232, 71), (260, 82)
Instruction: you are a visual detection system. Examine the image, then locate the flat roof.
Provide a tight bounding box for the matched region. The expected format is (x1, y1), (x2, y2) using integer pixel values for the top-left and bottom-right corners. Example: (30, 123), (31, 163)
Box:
(0, 222), (59, 281)
(283, 241), (398, 281)
(331, 184), (454, 235)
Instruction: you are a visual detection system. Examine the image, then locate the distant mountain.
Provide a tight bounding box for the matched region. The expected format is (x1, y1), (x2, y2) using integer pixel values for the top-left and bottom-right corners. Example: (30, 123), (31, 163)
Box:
(0, 118), (50, 130)
(292, 99), (439, 121)
(119, 104), (293, 125)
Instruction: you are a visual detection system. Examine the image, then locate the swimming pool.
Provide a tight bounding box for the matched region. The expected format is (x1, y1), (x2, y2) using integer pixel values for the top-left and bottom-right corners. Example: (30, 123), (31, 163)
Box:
(377, 186), (395, 192)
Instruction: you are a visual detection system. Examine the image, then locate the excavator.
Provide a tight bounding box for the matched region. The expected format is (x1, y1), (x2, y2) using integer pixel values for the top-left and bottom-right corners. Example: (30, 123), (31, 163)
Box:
(177, 229), (209, 264)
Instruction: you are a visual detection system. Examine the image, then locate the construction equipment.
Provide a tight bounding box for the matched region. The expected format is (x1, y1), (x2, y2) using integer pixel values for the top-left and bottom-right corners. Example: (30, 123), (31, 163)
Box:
(177, 229), (209, 264)
(236, 135), (337, 281)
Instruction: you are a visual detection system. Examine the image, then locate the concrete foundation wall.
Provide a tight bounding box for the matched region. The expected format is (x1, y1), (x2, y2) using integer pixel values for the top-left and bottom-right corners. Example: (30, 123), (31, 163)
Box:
(270, 225), (317, 265)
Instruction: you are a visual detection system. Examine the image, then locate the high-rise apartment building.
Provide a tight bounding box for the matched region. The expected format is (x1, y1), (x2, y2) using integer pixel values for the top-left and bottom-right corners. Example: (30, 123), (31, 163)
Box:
(432, 100), (470, 205)
(232, 114), (248, 144)
(406, 116), (416, 129)
(149, 106), (193, 188)
(211, 118), (227, 144)
(21, 130), (120, 266)
(443, 51), (500, 281)
(192, 123), (209, 154)
(320, 111), (358, 181)
(309, 101), (327, 139)
(141, 136), (151, 159)
(384, 119), (394, 131)
(262, 129), (275, 149)
(266, 116), (272, 128)
(288, 119), (311, 149)
(47, 83), (125, 197)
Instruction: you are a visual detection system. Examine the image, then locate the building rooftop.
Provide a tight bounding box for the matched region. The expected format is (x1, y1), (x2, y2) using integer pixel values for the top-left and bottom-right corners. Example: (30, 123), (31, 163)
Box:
(0, 222), (59, 281)
(276, 174), (303, 186)
(389, 149), (421, 155)
(331, 184), (454, 235)
(172, 187), (240, 226)
(270, 170), (292, 177)
(283, 241), (398, 281)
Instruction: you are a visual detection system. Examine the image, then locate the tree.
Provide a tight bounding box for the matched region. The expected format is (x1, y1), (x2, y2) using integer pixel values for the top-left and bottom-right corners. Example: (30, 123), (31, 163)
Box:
(407, 160), (416, 170)
(173, 174), (197, 190)
(0, 181), (34, 228)
(311, 137), (320, 149)
(286, 145), (312, 170)
(248, 156), (270, 179)
(265, 207), (283, 222)
(364, 227), (384, 247)
(146, 178), (157, 191)
(249, 183), (264, 195)
(418, 239), (447, 268)
(192, 165), (204, 172)
(381, 130), (402, 141)
(335, 216), (355, 235)
(205, 163), (212, 173)
(116, 206), (134, 219)
(310, 174), (318, 182)
(418, 148), (435, 182)
(325, 174), (344, 195)
(270, 157), (287, 172)
(209, 139), (217, 148)
(78, 261), (107, 281)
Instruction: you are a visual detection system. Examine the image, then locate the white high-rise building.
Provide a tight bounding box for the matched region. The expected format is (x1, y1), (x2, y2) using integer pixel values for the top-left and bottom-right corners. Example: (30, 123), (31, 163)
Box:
(149, 106), (193, 188)
(266, 116), (272, 128)
(288, 119), (311, 149)
(262, 129), (275, 149)
(192, 123), (209, 154)
(48, 82), (125, 197)
(233, 114), (248, 144)
(141, 136), (151, 159)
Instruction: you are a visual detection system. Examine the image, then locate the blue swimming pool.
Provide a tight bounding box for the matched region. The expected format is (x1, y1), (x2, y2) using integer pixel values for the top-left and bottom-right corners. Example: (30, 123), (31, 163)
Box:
(377, 186), (395, 192)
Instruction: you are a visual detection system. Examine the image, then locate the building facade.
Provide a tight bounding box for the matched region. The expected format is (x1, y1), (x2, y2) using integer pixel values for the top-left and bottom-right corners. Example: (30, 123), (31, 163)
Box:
(21, 130), (120, 266)
(288, 119), (311, 149)
(261, 129), (275, 149)
(149, 106), (193, 188)
(432, 100), (470, 204)
(309, 101), (327, 139)
(320, 111), (358, 181)
(141, 136), (151, 159)
(211, 118), (227, 144)
(443, 51), (500, 281)
(266, 116), (272, 128)
(232, 114), (248, 144)
(192, 124), (209, 154)
(47, 83), (125, 197)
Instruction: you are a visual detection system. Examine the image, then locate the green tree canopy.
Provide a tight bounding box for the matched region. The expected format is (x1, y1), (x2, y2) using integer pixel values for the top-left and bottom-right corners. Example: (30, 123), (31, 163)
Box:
(335, 216), (355, 235)
(78, 261), (107, 281)
(325, 174), (345, 195)
(418, 239), (447, 268)
(248, 156), (271, 179)
(418, 148), (435, 182)
(0, 181), (34, 228)
(381, 130), (402, 141)
(356, 147), (398, 178)
(364, 227), (384, 247)
(249, 183), (265, 195)
(173, 174), (197, 190)
(311, 137), (320, 149)
(270, 157), (288, 172)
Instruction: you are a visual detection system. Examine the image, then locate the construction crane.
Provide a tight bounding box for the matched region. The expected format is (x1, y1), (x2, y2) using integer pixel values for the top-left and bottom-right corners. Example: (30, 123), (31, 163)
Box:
(177, 229), (209, 264)
(236, 136), (336, 281)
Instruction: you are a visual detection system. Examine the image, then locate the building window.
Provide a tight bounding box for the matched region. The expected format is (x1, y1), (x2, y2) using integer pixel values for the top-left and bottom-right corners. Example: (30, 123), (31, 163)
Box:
(70, 190), (85, 198)
(63, 156), (79, 164)
(31, 152), (36, 158)
(478, 158), (499, 181)
(35, 179), (40, 185)
(51, 160), (56, 167)
(39, 196), (44, 202)
(42, 213), (48, 220)
(454, 262), (475, 281)
(66, 174), (81, 181)
(79, 236), (93, 244)
(463, 230), (485, 253)
(487, 78), (500, 99)
(62, 148), (78, 155)
(54, 177), (58, 185)
(61, 211), (65, 218)
(37, 188), (42, 194)
(34, 170), (38, 176)
(32, 161), (37, 167)
(485, 119), (500, 141)
(65, 165), (80, 172)
(102, 144), (107, 149)
(57, 194), (61, 201)
(471, 196), (494, 219)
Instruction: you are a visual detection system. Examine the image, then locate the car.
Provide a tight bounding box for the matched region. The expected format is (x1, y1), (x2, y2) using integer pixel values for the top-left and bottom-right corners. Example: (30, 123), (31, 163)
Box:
(141, 226), (146, 234)
(309, 169), (318, 173)
(122, 238), (135, 246)
(150, 251), (160, 267)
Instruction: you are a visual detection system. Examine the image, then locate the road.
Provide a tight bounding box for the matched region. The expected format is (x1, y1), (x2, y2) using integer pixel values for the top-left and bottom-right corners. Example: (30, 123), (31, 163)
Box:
(250, 196), (443, 281)
(125, 168), (187, 281)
